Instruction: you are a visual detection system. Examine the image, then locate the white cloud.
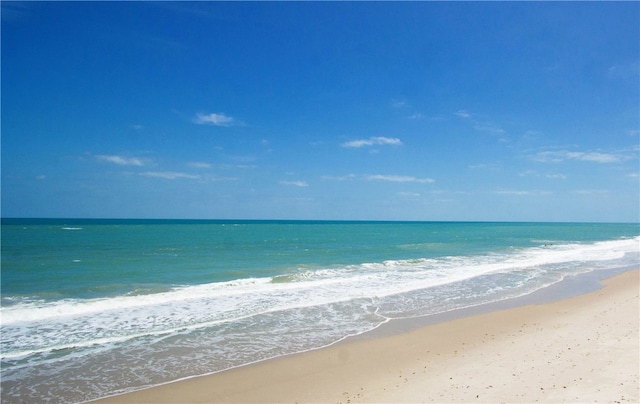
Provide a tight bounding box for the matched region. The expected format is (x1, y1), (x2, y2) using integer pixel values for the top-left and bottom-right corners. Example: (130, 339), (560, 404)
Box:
(473, 122), (505, 135)
(518, 170), (538, 177)
(322, 173), (434, 184)
(570, 152), (621, 163)
(342, 136), (403, 148)
(193, 112), (235, 126)
(495, 190), (551, 196)
(140, 171), (200, 180)
(607, 61), (640, 80)
(321, 174), (357, 181)
(532, 150), (624, 164)
(455, 111), (508, 140)
(280, 180), (309, 187)
(455, 110), (471, 119)
(96, 155), (146, 166)
(391, 99), (408, 108)
(469, 163), (501, 171)
(219, 163), (257, 170)
(367, 174), (434, 184)
(397, 191), (421, 198)
(522, 130), (542, 140)
(573, 189), (609, 195)
(519, 170), (566, 180)
(188, 162), (212, 169)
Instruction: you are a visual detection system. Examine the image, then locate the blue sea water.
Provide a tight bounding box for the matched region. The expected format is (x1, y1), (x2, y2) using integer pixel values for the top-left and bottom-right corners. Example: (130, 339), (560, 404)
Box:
(1, 219), (639, 403)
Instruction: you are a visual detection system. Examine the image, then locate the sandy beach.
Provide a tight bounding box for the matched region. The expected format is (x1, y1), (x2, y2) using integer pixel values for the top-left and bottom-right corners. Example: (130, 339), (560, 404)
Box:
(96, 269), (639, 403)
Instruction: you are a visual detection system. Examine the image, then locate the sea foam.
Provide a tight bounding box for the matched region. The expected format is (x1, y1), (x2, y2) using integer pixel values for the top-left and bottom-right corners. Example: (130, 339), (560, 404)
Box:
(1, 222), (638, 404)
(2, 237), (637, 362)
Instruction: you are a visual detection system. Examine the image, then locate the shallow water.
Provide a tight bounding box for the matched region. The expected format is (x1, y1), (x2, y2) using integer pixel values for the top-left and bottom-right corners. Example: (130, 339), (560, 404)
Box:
(2, 220), (638, 403)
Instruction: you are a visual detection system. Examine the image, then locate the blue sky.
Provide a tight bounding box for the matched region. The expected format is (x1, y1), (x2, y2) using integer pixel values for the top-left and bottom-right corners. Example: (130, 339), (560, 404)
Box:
(2, 2), (639, 221)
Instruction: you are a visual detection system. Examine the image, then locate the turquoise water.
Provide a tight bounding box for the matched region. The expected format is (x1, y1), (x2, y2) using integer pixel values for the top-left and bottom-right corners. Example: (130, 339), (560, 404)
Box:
(1, 220), (639, 403)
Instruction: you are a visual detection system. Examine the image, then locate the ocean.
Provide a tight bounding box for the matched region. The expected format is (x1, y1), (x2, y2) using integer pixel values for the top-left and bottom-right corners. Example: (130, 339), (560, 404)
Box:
(1, 219), (638, 403)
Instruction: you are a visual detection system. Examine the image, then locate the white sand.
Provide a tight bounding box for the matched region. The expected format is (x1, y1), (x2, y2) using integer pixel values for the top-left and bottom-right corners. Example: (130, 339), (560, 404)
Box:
(95, 270), (639, 403)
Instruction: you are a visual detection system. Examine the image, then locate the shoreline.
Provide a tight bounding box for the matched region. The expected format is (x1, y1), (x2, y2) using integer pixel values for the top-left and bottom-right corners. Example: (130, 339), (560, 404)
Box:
(94, 268), (639, 403)
(355, 264), (638, 341)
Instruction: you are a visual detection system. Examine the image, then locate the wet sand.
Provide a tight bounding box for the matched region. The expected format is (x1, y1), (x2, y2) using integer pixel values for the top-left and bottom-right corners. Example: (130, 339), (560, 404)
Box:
(95, 269), (639, 403)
